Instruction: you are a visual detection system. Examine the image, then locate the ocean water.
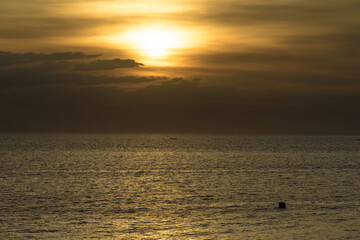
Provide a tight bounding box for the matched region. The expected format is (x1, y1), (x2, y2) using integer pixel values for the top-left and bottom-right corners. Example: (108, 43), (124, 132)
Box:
(0, 134), (359, 239)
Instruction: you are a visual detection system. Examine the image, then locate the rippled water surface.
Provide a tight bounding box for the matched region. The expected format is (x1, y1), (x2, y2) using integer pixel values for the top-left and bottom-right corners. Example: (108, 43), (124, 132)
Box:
(0, 134), (359, 239)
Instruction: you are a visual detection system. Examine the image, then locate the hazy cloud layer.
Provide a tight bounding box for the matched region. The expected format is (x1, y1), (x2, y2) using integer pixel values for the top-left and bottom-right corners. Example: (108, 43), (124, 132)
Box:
(0, 51), (359, 134)
(1, 76), (359, 134)
(195, 0), (360, 25)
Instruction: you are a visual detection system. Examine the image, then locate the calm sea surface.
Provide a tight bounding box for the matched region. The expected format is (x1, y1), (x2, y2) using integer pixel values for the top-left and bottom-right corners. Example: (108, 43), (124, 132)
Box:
(0, 134), (359, 239)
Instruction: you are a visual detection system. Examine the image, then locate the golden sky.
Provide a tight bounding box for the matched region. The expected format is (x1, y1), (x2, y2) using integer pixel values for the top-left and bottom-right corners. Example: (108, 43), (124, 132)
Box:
(0, 0), (360, 133)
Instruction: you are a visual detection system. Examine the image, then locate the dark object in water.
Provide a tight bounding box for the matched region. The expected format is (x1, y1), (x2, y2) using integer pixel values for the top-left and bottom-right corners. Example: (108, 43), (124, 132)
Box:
(279, 202), (286, 208)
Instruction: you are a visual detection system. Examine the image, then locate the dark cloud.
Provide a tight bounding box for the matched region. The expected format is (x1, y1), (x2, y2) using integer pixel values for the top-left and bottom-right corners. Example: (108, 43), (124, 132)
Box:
(36, 58), (144, 72)
(0, 67), (158, 89)
(0, 51), (144, 74)
(0, 51), (149, 89)
(36, 61), (75, 72)
(75, 58), (144, 71)
(0, 51), (101, 67)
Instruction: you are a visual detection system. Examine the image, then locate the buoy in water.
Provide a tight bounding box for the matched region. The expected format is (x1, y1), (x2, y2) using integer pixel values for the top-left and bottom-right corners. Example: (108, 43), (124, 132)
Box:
(279, 202), (286, 209)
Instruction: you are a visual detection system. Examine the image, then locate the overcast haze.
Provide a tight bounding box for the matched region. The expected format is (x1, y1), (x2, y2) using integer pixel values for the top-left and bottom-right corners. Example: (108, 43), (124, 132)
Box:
(0, 0), (359, 133)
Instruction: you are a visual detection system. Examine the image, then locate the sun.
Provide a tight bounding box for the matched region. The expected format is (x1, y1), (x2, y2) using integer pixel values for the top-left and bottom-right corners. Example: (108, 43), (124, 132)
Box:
(126, 27), (184, 58)
(104, 25), (198, 63)
(130, 29), (179, 57)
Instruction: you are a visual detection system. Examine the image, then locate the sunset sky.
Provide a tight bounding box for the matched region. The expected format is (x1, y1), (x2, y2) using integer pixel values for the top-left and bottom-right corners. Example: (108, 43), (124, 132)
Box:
(1, 0), (359, 133)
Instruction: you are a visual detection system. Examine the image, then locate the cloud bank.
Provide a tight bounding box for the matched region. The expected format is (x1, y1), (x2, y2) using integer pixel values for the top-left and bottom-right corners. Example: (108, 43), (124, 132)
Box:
(0, 51), (143, 72)
(0, 51), (359, 134)
(0, 51), (101, 67)
(75, 59), (144, 70)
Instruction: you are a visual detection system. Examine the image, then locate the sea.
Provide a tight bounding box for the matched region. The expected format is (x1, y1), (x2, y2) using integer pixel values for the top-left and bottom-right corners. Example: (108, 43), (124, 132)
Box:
(0, 134), (359, 239)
